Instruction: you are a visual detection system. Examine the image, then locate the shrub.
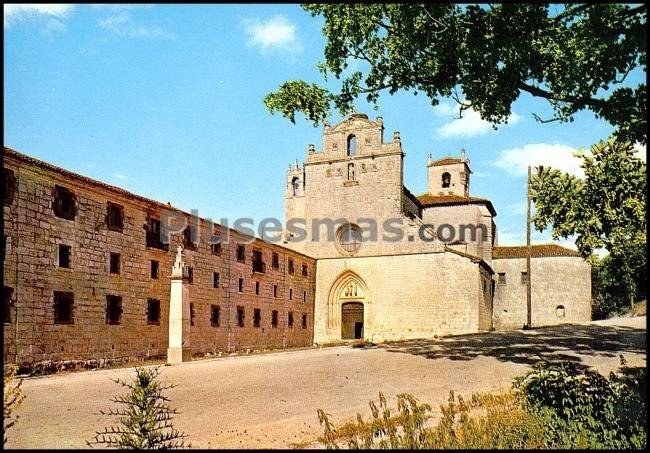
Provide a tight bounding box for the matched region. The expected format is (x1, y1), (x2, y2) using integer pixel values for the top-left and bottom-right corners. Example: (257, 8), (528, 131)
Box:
(87, 366), (189, 449)
(3, 364), (26, 446)
(316, 390), (545, 449)
(513, 358), (646, 449)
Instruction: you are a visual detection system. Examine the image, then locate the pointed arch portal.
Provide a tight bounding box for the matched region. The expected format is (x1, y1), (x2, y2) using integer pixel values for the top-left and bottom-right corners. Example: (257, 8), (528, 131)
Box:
(327, 270), (370, 339)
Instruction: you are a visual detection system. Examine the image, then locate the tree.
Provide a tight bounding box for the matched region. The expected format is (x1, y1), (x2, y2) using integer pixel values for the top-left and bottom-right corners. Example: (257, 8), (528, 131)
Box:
(264, 4), (646, 144)
(529, 139), (646, 309)
(87, 366), (189, 449)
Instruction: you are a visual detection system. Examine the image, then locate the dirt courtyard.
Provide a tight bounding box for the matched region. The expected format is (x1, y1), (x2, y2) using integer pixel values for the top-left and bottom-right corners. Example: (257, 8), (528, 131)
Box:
(7, 316), (646, 449)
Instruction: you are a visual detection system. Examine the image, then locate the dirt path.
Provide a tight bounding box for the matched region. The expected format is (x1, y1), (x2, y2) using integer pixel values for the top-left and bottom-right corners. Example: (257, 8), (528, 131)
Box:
(7, 317), (645, 449)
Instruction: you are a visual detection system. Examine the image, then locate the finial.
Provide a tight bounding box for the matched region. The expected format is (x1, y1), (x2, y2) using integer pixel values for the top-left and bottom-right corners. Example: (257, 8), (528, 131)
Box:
(460, 148), (466, 160)
(308, 144), (315, 155)
(393, 131), (401, 142)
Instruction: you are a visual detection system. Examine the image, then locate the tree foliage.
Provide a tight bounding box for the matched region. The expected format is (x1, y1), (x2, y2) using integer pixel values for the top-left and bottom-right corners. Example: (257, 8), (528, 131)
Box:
(87, 366), (189, 449)
(264, 4), (646, 144)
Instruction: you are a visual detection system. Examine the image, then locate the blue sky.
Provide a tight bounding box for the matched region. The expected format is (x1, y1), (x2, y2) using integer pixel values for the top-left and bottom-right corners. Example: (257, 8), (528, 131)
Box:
(4, 4), (645, 247)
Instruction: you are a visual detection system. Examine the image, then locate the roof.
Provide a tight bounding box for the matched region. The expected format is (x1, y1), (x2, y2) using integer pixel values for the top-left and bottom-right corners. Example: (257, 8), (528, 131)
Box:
(428, 156), (469, 167)
(493, 244), (582, 259)
(417, 194), (496, 216)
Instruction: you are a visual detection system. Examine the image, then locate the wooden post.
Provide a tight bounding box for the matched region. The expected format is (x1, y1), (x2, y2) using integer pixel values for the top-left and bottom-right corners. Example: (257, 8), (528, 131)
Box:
(526, 165), (532, 329)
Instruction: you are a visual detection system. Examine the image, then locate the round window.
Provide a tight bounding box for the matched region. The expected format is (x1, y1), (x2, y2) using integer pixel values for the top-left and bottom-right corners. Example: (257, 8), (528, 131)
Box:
(336, 224), (362, 255)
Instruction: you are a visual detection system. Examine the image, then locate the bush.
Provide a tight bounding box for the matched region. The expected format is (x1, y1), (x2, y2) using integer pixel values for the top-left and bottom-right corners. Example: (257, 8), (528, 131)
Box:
(514, 358), (646, 449)
(316, 390), (546, 449)
(3, 364), (26, 446)
(87, 366), (189, 449)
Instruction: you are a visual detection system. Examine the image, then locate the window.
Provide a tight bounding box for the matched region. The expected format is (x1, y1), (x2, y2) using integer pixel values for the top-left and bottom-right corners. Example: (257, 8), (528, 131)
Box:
(211, 230), (221, 255)
(58, 244), (71, 268)
(521, 271), (528, 284)
(253, 308), (261, 328)
(289, 288), (293, 300)
(151, 260), (159, 279)
(302, 314), (307, 329)
(183, 225), (196, 250)
(498, 273), (506, 284)
(237, 306), (245, 327)
(213, 272), (220, 288)
(54, 291), (74, 324)
(288, 311), (294, 327)
(146, 217), (167, 250)
(110, 253), (121, 274)
(271, 310), (278, 328)
(238, 278), (244, 293)
(291, 177), (301, 197)
(255, 281), (260, 295)
(442, 172), (451, 188)
(3, 287), (13, 324)
(53, 185), (76, 220)
(236, 245), (246, 263)
(556, 305), (566, 318)
(288, 258), (294, 274)
(347, 163), (355, 181)
(185, 266), (193, 284)
(347, 134), (357, 157)
(106, 295), (122, 325)
(303, 291), (307, 303)
(272, 252), (279, 269)
(252, 249), (265, 273)
(273, 284), (278, 298)
(211, 241), (221, 256)
(106, 202), (124, 232)
(301, 263), (308, 277)
(147, 299), (160, 325)
(211, 305), (221, 327)
(190, 303), (195, 326)
(3, 168), (16, 206)
(337, 224), (362, 254)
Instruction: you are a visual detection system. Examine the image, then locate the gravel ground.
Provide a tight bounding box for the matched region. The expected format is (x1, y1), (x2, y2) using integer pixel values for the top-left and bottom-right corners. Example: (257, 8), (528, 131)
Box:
(6, 316), (646, 449)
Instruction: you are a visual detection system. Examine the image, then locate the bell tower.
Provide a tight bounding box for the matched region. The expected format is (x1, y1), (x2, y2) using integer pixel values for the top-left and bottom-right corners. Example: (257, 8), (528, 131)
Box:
(427, 149), (471, 197)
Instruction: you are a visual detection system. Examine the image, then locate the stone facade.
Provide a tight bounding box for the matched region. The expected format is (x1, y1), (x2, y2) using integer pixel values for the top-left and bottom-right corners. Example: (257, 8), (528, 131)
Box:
(283, 113), (590, 343)
(2, 113), (593, 369)
(3, 148), (315, 370)
(492, 245), (592, 330)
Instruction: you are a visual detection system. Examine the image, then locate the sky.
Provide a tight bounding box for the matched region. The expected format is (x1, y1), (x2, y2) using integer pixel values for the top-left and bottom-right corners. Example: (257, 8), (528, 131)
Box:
(4, 4), (646, 248)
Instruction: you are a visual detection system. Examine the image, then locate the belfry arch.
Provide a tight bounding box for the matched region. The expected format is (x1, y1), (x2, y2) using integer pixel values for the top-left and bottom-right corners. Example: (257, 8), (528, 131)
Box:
(327, 270), (371, 339)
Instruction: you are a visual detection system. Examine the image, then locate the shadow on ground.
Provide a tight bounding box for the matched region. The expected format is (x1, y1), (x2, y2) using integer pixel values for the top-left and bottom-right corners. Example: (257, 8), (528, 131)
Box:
(380, 323), (646, 368)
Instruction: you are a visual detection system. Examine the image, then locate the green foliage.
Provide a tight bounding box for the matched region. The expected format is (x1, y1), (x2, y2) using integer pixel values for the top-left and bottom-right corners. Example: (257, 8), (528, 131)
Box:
(3, 364), (26, 446)
(87, 366), (189, 449)
(530, 139), (646, 311)
(265, 4), (646, 143)
(592, 243), (647, 318)
(514, 359), (647, 449)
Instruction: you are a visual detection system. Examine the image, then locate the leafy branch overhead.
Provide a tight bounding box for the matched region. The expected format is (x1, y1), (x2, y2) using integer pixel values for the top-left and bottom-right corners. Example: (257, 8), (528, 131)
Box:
(264, 4), (646, 143)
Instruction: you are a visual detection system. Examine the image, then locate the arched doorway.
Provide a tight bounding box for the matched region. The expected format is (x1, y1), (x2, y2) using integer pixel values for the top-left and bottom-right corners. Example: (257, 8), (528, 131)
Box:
(327, 270), (370, 340)
(341, 302), (364, 339)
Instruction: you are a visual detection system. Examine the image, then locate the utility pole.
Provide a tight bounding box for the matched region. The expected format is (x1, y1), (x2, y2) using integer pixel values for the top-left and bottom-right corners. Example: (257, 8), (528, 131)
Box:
(525, 165), (532, 329)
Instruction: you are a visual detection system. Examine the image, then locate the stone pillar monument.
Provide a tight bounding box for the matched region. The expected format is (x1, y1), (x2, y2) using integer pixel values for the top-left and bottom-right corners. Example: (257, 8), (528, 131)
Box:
(167, 246), (192, 364)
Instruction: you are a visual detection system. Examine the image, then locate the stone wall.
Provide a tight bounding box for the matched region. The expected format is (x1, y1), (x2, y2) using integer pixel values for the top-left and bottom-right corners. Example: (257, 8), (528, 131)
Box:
(313, 251), (490, 344)
(492, 255), (591, 329)
(2, 148), (316, 369)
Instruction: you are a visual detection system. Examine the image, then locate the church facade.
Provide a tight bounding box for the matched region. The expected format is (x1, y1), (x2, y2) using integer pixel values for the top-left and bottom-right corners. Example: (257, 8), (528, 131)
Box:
(2, 113), (591, 370)
(282, 113), (591, 343)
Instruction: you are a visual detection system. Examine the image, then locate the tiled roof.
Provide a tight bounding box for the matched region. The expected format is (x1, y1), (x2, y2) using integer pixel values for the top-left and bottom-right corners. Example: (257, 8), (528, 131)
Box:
(429, 157), (465, 167)
(417, 194), (496, 216)
(493, 244), (582, 259)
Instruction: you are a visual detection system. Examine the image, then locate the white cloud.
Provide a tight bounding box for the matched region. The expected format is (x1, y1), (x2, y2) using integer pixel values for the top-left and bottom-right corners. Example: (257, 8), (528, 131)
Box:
(435, 104), (521, 138)
(4, 4), (74, 28)
(494, 143), (584, 177)
(98, 12), (174, 40)
(243, 15), (301, 54)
